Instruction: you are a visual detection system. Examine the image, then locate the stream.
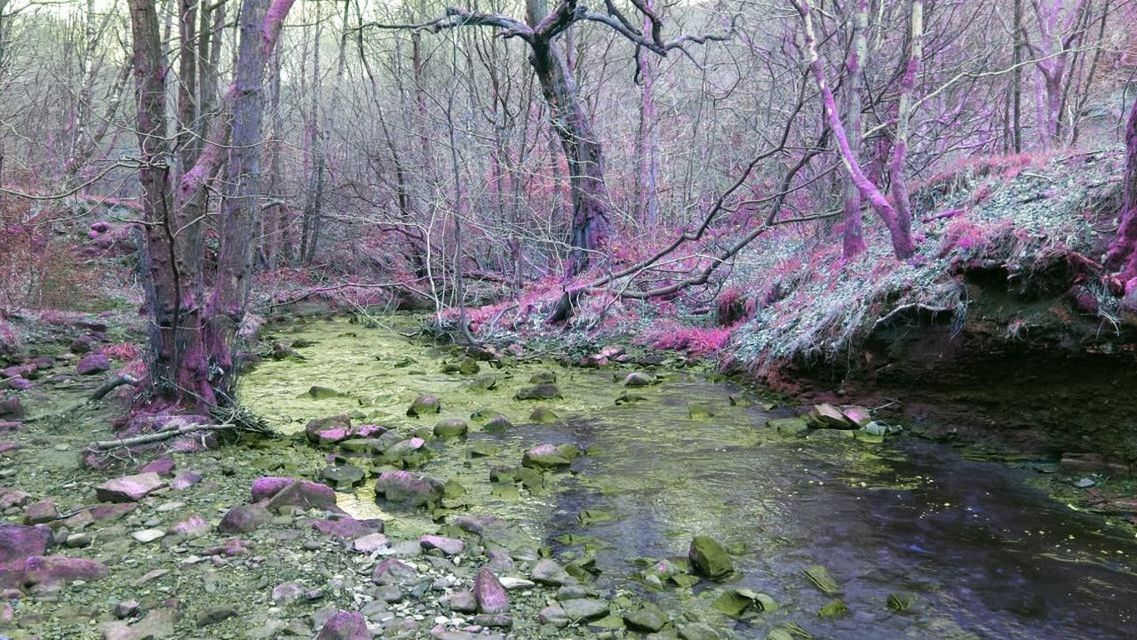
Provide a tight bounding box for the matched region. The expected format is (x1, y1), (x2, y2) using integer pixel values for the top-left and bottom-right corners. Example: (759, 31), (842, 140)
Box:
(240, 317), (1137, 640)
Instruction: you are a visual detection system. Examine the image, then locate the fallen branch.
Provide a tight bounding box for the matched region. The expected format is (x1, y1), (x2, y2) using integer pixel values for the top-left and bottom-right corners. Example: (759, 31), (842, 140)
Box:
(89, 374), (140, 402)
(91, 422), (237, 451)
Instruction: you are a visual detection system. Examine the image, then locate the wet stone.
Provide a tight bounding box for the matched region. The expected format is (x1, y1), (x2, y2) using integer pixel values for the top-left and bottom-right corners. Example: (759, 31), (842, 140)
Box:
(318, 464), (366, 490)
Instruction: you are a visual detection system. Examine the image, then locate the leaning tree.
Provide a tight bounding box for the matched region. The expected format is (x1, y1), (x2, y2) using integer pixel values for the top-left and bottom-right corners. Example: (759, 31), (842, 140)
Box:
(126, 0), (295, 412)
(371, 0), (732, 276)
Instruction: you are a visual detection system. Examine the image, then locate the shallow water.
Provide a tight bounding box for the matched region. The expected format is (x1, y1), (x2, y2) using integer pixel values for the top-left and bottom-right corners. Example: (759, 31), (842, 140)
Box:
(241, 318), (1137, 639)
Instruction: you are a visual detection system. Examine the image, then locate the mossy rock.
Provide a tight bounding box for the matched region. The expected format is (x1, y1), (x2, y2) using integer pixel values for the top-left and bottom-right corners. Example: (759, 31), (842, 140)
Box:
(688, 403), (714, 420)
(433, 418), (469, 438)
(469, 374), (498, 391)
(688, 535), (733, 580)
(484, 415), (514, 432)
(530, 371), (557, 384)
(767, 417), (810, 434)
(529, 407), (559, 424)
(406, 394), (441, 417)
(515, 384), (562, 401)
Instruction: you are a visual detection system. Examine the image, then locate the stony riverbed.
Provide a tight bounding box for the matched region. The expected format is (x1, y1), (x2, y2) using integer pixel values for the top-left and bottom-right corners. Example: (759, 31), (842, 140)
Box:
(1, 315), (1136, 640)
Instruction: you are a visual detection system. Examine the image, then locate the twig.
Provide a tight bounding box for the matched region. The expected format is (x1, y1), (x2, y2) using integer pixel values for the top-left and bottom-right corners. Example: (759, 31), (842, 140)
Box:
(89, 374), (140, 402)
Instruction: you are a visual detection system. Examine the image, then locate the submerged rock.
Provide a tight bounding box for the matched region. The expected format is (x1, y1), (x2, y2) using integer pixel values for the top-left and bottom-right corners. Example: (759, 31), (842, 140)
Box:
(433, 419), (468, 438)
(624, 602), (667, 632)
(622, 372), (654, 387)
(521, 443), (580, 470)
(318, 464), (366, 490)
(407, 394), (442, 417)
(688, 403), (714, 420)
(483, 415), (514, 432)
(558, 598), (610, 622)
(688, 536), (733, 580)
(374, 470), (443, 508)
(528, 407), (559, 424)
(514, 384), (561, 401)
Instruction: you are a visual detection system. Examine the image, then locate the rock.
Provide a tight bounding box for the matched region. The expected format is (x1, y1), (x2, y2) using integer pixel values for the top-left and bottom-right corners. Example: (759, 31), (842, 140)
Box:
(483, 415), (513, 433)
(113, 600), (140, 619)
(168, 515), (210, 538)
(250, 476), (294, 502)
(375, 470), (444, 508)
(469, 374), (498, 391)
(23, 500), (57, 524)
(371, 558), (417, 585)
(131, 529), (166, 544)
(196, 605), (239, 627)
(265, 479), (338, 512)
(316, 611), (372, 640)
(433, 419), (468, 438)
(538, 605), (570, 627)
(312, 517), (383, 539)
(171, 471), (202, 490)
(407, 394), (442, 417)
(315, 427), (351, 447)
(305, 385), (344, 399)
(0, 487), (29, 509)
(623, 372), (654, 387)
(76, 353), (111, 375)
(768, 417), (810, 434)
(498, 576), (534, 590)
(474, 567), (509, 614)
(522, 443), (580, 470)
(353, 533), (389, 553)
(687, 403), (714, 420)
(514, 384), (561, 401)
(0, 397), (23, 419)
(624, 603), (667, 632)
(65, 533), (92, 548)
(95, 472), (165, 503)
(22, 555), (108, 587)
(529, 371), (557, 384)
(354, 424), (387, 438)
(810, 403), (855, 429)
(420, 535), (464, 556)
(841, 406), (872, 427)
(678, 622), (722, 640)
(688, 536), (733, 580)
(530, 558), (570, 586)
(473, 614), (512, 629)
(0, 524), (51, 572)
(138, 457), (175, 476)
(272, 581), (305, 604)
(305, 415), (352, 443)
(7, 379), (30, 391)
(318, 464), (366, 490)
(100, 608), (176, 640)
(528, 407), (559, 424)
(558, 598), (610, 622)
(217, 504), (271, 534)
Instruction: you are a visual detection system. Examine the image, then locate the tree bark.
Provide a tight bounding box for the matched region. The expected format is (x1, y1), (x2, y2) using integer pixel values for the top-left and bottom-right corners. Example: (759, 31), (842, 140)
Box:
(636, 0), (662, 226)
(888, 0), (923, 248)
(1105, 100), (1137, 283)
(792, 0), (916, 259)
(840, 0), (869, 259)
(526, 0), (611, 276)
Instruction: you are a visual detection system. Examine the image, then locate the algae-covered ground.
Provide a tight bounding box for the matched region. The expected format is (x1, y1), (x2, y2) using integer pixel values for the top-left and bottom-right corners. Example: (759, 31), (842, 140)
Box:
(4, 315), (1137, 640)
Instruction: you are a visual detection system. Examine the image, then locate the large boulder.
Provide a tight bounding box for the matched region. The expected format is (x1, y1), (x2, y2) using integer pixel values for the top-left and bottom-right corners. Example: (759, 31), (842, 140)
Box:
(95, 472), (165, 503)
(374, 471), (443, 508)
(264, 480), (338, 512)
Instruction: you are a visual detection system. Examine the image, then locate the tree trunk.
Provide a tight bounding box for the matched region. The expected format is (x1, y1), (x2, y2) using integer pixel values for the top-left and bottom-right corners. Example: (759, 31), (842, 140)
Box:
(1106, 100), (1137, 283)
(888, 0), (923, 247)
(126, 0), (295, 411)
(636, 0), (662, 226)
(1013, 0), (1023, 152)
(525, 0), (611, 276)
(840, 0), (869, 259)
(793, 0), (916, 259)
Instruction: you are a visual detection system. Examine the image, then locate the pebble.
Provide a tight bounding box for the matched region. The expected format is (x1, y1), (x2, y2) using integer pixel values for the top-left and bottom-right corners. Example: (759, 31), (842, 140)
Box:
(131, 529), (166, 543)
